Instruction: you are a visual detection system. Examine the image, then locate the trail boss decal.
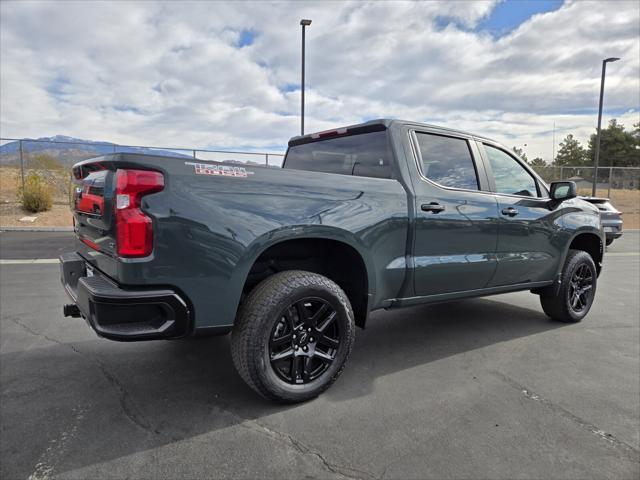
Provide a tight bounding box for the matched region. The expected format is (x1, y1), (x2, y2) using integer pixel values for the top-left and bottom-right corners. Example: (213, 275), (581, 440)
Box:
(185, 162), (254, 178)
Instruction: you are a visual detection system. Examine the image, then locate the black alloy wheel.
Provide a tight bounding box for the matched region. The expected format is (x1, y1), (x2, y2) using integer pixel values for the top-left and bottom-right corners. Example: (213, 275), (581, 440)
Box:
(268, 298), (340, 385)
(567, 263), (594, 314)
(231, 270), (355, 402)
(539, 249), (598, 323)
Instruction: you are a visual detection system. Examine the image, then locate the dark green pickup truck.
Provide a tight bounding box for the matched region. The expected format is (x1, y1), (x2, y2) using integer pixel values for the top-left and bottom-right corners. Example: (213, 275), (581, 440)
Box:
(60, 119), (604, 402)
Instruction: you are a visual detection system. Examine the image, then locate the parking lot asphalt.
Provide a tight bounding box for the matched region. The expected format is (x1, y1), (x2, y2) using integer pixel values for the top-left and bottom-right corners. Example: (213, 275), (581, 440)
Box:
(0, 231), (74, 260)
(1, 232), (639, 479)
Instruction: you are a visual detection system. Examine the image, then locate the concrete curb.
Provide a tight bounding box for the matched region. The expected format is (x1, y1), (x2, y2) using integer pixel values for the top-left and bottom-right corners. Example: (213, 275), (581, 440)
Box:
(0, 226), (74, 232)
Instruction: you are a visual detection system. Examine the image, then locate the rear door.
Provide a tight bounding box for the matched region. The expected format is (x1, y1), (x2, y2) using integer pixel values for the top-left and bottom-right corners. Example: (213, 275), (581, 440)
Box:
(478, 142), (558, 286)
(410, 130), (500, 296)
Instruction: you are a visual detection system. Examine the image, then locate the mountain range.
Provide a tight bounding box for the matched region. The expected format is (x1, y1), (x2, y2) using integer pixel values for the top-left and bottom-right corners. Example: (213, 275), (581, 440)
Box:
(0, 135), (193, 166)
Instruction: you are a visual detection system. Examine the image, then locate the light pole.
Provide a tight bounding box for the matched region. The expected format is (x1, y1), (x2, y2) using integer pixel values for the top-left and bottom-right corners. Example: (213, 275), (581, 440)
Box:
(300, 19), (312, 136)
(592, 57), (620, 196)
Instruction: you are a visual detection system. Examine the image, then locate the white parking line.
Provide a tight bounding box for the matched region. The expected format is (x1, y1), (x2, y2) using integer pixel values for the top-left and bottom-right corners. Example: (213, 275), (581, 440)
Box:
(0, 259), (60, 264)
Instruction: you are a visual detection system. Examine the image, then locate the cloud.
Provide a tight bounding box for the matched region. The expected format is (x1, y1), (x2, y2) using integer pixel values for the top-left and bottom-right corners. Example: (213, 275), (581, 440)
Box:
(1, 0), (638, 161)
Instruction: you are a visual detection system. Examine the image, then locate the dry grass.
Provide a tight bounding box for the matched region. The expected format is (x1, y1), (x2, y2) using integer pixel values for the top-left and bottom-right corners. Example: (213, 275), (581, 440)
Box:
(0, 166), (70, 204)
(1, 166), (73, 227)
(0, 167), (21, 202)
(0, 202), (73, 228)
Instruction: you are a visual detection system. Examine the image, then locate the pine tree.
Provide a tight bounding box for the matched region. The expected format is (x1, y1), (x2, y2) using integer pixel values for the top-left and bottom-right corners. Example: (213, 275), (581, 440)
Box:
(555, 134), (587, 166)
(587, 119), (640, 167)
(512, 146), (528, 163)
(529, 157), (546, 167)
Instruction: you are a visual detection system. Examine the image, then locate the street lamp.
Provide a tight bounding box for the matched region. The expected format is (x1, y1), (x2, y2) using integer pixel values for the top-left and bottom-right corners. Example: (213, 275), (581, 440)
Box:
(300, 19), (312, 136)
(592, 57), (620, 196)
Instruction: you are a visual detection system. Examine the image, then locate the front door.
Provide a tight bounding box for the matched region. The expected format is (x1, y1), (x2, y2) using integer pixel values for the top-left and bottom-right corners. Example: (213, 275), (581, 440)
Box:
(479, 142), (559, 286)
(411, 131), (500, 296)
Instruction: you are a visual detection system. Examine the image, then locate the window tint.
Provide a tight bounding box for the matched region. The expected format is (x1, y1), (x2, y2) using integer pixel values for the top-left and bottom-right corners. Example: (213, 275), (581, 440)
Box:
(415, 133), (478, 190)
(484, 145), (539, 197)
(285, 131), (391, 179)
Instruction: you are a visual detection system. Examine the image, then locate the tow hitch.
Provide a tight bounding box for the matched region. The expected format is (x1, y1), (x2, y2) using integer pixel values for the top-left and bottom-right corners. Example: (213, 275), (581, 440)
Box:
(63, 304), (81, 318)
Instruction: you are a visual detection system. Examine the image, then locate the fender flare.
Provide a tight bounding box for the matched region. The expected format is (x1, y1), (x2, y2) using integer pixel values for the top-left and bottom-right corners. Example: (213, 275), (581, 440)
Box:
(228, 225), (376, 320)
(536, 226), (604, 297)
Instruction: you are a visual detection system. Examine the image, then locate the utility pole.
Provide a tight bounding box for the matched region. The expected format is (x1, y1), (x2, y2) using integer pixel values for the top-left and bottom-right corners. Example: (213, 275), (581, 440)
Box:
(300, 19), (312, 136)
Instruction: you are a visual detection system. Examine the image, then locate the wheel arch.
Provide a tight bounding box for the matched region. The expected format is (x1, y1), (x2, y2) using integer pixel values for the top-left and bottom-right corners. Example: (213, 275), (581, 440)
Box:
(532, 228), (603, 298)
(566, 230), (604, 275)
(235, 227), (374, 328)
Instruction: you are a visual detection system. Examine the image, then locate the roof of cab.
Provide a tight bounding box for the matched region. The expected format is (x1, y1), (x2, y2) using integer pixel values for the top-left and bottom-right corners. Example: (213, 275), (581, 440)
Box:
(288, 118), (496, 146)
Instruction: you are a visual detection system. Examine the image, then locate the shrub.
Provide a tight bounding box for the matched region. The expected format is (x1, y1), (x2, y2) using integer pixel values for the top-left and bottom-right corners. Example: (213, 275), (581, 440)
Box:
(18, 172), (53, 212)
(32, 153), (65, 171)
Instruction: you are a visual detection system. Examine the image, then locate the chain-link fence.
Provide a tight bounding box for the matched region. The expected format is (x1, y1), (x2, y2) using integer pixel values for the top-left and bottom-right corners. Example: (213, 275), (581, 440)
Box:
(531, 164), (640, 223)
(1, 137), (638, 208)
(0, 137), (285, 205)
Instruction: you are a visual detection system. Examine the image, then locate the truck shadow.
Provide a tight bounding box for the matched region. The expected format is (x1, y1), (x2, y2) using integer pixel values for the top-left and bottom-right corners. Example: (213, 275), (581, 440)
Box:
(3, 296), (566, 478)
(326, 297), (565, 401)
(192, 296), (565, 406)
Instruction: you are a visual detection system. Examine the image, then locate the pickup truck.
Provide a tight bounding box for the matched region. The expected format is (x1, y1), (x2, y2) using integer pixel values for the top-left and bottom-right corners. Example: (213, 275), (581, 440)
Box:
(60, 119), (604, 402)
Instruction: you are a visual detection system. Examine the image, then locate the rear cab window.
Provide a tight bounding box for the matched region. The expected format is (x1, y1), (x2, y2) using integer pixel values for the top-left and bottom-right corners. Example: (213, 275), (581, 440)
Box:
(284, 125), (393, 179)
(414, 132), (480, 191)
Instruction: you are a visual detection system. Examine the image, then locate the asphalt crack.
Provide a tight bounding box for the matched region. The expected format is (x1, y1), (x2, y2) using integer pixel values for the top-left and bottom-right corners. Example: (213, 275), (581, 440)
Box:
(8, 317), (377, 479)
(207, 404), (378, 480)
(7, 316), (156, 435)
(243, 419), (378, 480)
(492, 370), (640, 462)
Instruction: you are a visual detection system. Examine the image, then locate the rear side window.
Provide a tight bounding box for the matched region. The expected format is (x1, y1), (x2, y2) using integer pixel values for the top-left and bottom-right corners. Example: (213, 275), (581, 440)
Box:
(483, 144), (539, 197)
(284, 131), (392, 179)
(415, 132), (479, 190)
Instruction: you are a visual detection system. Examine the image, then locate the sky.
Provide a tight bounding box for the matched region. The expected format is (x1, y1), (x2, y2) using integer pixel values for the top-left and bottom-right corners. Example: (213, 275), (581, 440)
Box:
(1, 0), (639, 161)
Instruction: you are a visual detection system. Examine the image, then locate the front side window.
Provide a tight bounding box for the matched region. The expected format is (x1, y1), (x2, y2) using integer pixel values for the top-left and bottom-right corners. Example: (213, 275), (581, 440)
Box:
(484, 145), (539, 197)
(415, 132), (479, 190)
(285, 130), (392, 179)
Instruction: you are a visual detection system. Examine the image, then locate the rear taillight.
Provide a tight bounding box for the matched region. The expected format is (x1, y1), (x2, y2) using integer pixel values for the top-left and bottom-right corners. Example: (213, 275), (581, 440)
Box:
(114, 169), (164, 257)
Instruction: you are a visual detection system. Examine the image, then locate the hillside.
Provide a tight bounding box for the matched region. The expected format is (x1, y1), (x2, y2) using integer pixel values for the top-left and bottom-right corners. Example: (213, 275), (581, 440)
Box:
(0, 135), (192, 166)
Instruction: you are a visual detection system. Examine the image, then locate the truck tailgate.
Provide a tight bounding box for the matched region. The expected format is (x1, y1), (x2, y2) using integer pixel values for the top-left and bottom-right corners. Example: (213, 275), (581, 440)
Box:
(71, 154), (168, 281)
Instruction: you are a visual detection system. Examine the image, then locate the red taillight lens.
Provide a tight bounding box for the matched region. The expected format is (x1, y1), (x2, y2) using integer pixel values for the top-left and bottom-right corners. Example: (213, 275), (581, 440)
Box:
(114, 169), (164, 257)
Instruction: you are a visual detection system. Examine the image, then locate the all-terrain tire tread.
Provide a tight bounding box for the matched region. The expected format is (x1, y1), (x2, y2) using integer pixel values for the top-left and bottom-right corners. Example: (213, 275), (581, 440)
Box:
(231, 270), (354, 402)
(540, 249), (597, 323)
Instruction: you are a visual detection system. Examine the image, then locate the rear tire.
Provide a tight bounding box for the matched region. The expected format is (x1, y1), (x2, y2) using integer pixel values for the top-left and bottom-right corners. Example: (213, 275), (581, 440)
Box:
(540, 249), (597, 323)
(231, 270), (355, 403)
(605, 238), (614, 246)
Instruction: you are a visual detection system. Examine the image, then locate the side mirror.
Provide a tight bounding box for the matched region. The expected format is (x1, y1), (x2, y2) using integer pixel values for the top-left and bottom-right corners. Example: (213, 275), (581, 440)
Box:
(550, 181), (577, 201)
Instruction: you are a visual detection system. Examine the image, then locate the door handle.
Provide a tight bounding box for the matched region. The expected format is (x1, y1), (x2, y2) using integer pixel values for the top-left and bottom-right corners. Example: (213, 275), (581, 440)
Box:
(421, 202), (445, 213)
(502, 207), (519, 217)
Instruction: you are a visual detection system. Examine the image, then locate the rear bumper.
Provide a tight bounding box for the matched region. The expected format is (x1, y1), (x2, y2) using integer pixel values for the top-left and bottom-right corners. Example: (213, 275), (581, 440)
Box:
(606, 231), (623, 241)
(59, 252), (191, 341)
(602, 220), (623, 240)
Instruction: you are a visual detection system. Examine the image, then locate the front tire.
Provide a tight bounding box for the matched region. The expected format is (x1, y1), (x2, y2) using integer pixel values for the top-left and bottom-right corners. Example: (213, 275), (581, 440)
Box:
(540, 249), (597, 323)
(231, 270), (355, 403)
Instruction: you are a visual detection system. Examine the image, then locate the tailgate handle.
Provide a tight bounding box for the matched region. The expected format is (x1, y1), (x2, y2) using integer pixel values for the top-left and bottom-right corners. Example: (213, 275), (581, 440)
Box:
(421, 202), (445, 213)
